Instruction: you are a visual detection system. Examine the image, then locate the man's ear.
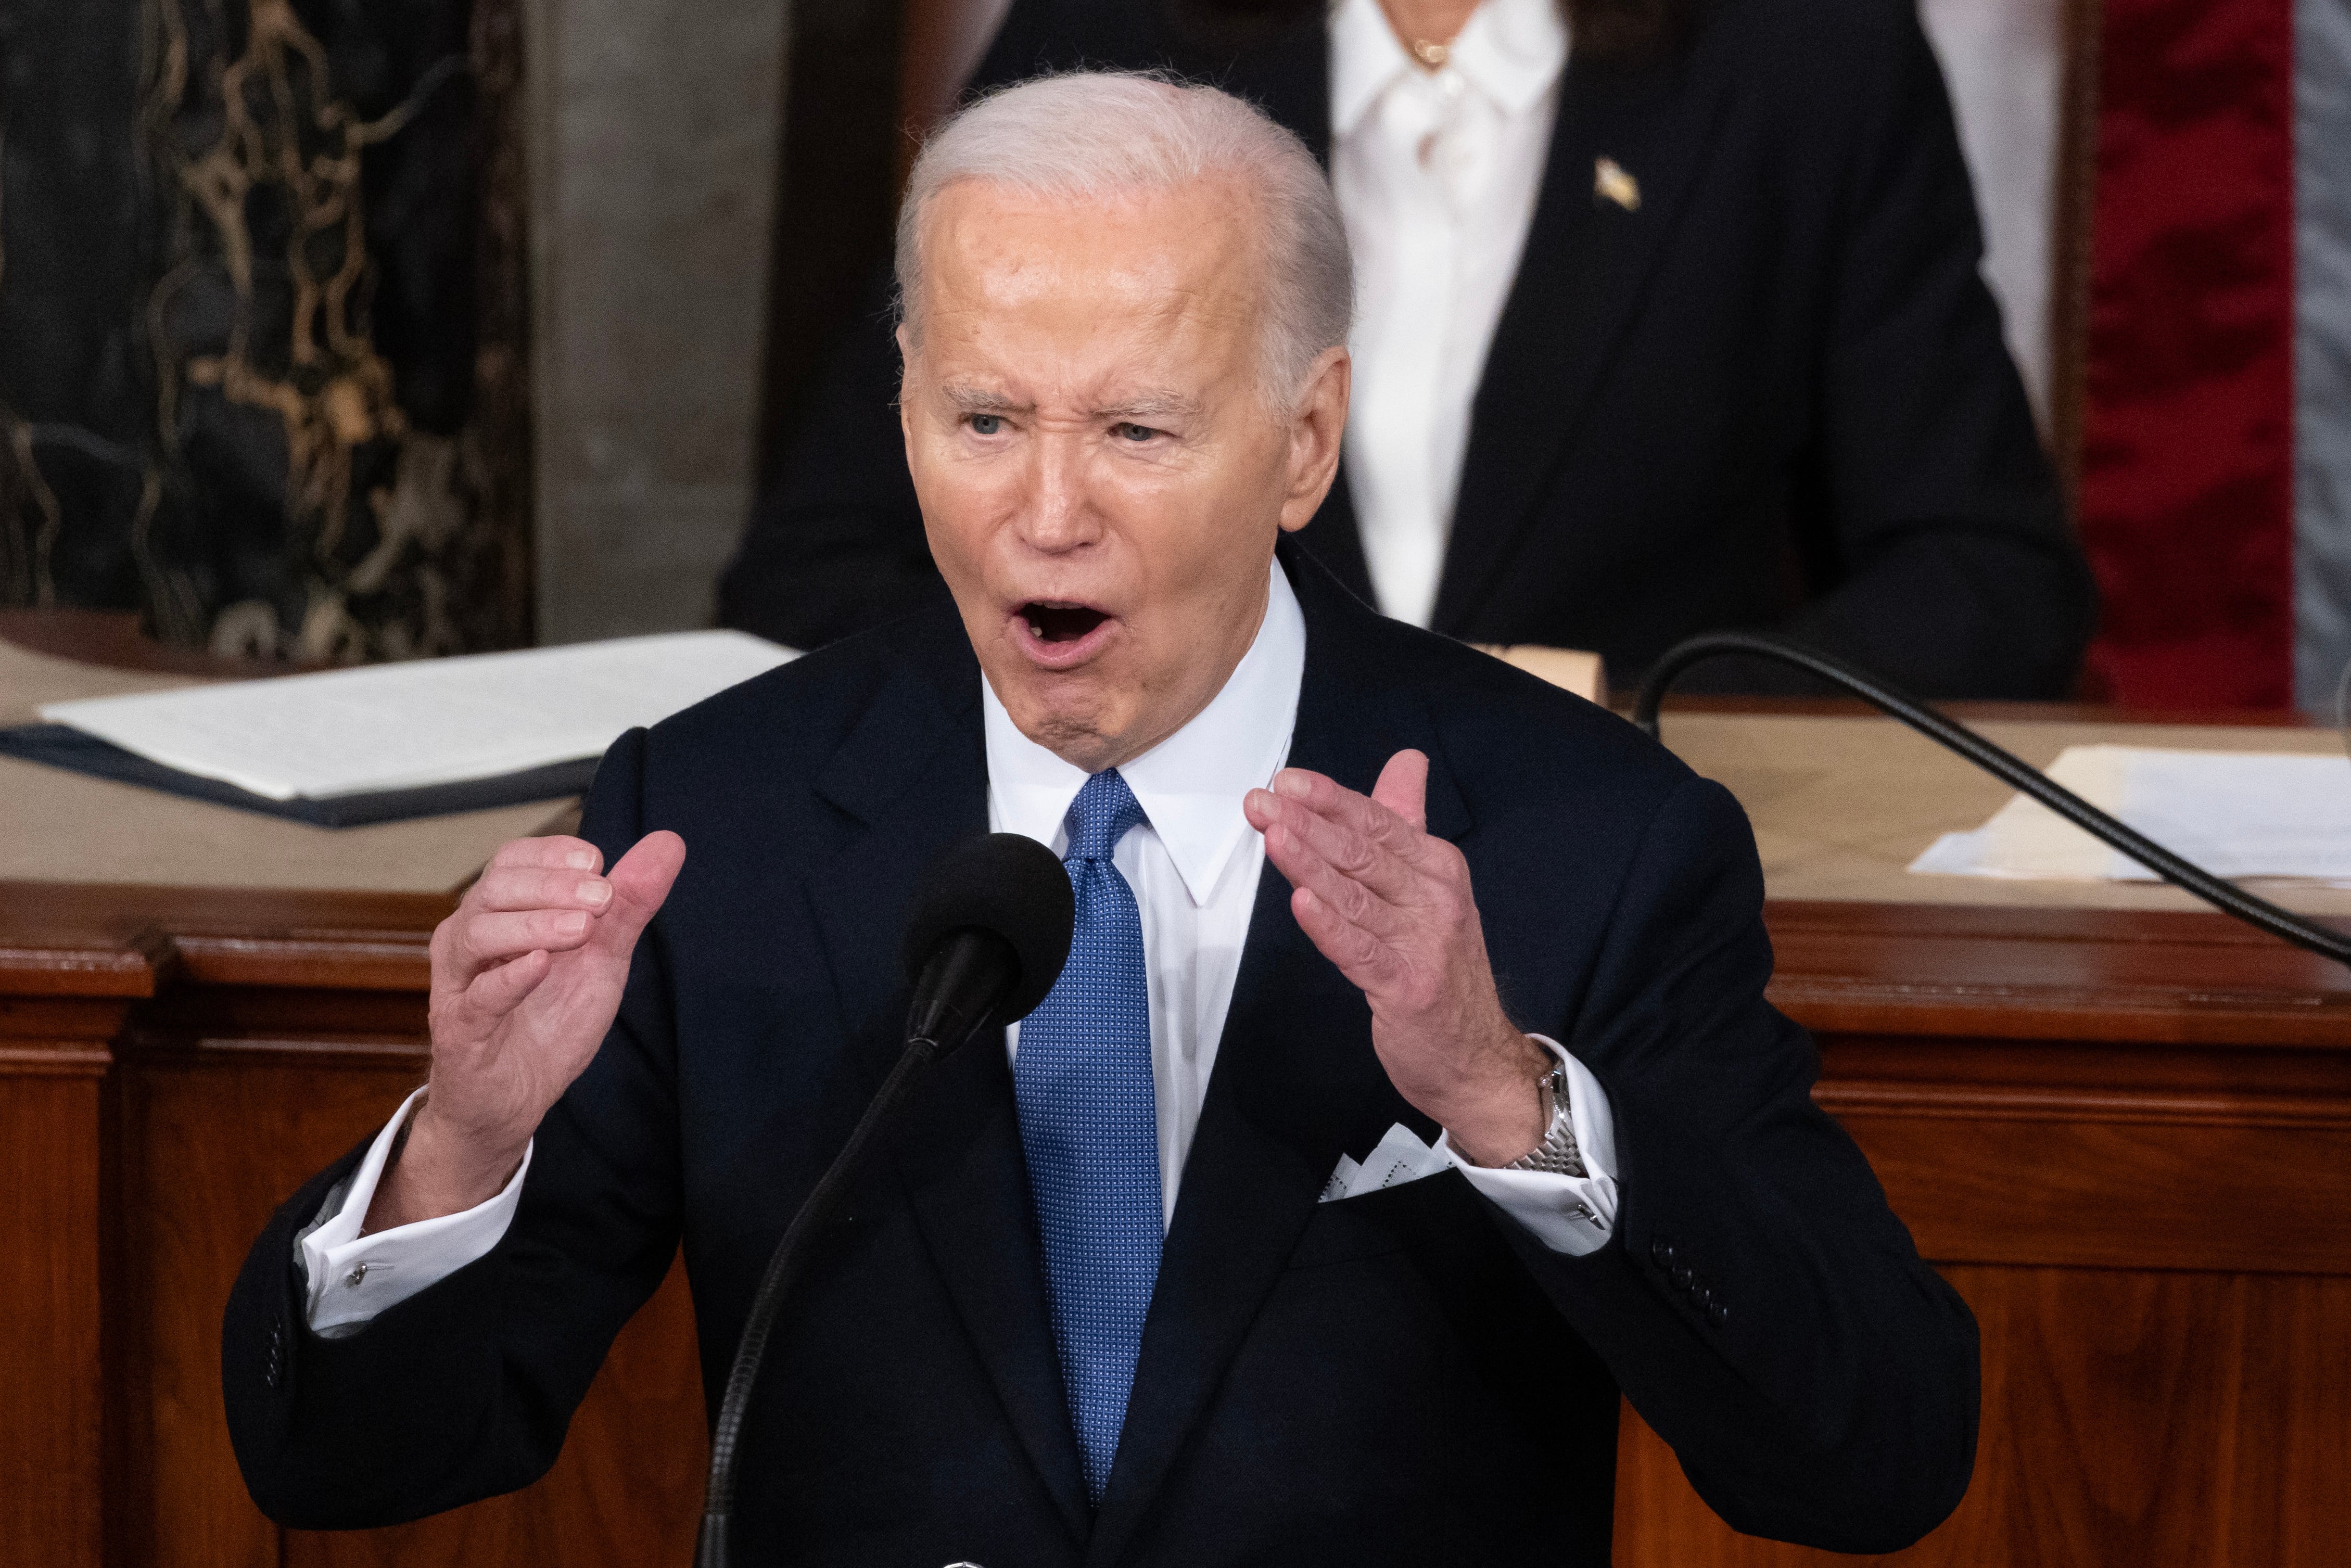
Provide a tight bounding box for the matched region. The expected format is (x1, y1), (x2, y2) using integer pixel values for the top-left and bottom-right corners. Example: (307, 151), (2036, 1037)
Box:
(1279, 346), (1351, 533)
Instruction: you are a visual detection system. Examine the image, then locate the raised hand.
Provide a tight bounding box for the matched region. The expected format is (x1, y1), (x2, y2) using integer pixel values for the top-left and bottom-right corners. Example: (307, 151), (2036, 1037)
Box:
(366, 831), (687, 1231)
(1242, 751), (1549, 1166)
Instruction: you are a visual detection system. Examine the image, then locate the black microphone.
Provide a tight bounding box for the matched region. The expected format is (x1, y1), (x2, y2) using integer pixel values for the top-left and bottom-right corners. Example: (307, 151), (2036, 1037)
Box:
(697, 833), (1073, 1568)
(901, 831), (1078, 1055)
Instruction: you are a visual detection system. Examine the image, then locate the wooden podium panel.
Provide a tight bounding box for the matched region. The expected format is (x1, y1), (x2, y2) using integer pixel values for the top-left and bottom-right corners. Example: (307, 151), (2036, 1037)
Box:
(13, 886), (2343, 1567)
(1618, 1268), (2351, 1565)
(4, 622), (2348, 1564)
(1615, 904), (2351, 1567)
(0, 886), (708, 1568)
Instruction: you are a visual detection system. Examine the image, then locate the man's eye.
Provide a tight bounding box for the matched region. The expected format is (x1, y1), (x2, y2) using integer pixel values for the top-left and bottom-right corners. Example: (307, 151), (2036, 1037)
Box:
(969, 413), (1003, 436)
(1115, 423), (1157, 442)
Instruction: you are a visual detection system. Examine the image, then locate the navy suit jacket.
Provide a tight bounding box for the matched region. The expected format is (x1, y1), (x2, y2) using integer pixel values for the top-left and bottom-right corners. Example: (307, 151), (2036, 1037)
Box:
(225, 543), (1977, 1563)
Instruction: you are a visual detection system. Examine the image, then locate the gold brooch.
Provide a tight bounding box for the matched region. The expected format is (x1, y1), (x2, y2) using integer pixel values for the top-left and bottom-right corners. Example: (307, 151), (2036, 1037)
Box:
(1594, 157), (1642, 212)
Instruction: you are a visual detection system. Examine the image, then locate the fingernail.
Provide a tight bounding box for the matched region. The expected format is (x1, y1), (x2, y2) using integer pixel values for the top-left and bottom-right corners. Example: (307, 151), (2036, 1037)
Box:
(566, 849), (596, 870)
(557, 911), (589, 937)
(577, 878), (612, 906)
(1274, 771), (1308, 798)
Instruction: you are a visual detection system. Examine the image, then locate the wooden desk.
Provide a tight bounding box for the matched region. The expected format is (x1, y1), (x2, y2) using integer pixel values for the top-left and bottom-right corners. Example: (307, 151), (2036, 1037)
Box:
(4, 629), (2346, 1566)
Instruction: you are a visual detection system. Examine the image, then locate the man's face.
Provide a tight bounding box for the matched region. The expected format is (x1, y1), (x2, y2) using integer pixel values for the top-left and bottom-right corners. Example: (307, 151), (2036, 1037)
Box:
(899, 176), (1346, 773)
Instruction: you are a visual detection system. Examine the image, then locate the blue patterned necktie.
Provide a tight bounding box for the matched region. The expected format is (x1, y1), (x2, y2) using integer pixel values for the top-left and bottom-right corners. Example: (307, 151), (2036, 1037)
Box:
(1013, 767), (1163, 1505)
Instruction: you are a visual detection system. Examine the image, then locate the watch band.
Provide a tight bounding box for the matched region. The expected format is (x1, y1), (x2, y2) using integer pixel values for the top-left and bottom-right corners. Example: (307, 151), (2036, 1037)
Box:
(1503, 1059), (1585, 1177)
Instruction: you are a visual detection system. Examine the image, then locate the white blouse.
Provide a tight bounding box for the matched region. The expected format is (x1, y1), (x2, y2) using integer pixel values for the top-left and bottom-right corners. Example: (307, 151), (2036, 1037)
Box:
(1330, 0), (1569, 628)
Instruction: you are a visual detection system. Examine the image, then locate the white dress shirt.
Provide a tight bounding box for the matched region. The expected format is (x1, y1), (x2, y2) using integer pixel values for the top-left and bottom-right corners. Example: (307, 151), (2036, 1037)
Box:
(1332, 0), (1569, 628)
(298, 563), (1619, 1333)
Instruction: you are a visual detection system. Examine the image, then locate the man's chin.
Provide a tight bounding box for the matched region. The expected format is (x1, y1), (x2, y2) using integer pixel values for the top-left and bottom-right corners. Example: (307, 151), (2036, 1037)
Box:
(1013, 703), (1130, 774)
(981, 654), (1124, 769)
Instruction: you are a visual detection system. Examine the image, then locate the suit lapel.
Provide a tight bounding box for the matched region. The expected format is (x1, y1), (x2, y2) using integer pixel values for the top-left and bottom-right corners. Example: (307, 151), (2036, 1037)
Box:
(801, 619), (1094, 1542)
(893, 1031), (1095, 1540)
(1085, 551), (1471, 1565)
(1433, 53), (1733, 635)
(805, 621), (990, 1034)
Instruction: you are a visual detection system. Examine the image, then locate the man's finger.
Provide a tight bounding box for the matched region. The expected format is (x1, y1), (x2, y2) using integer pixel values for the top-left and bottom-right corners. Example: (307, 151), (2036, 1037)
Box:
(1262, 815), (1408, 939)
(1257, 800), (1416, 925)
(1249, 787), (1428, 908)
(461, 946), (554, 1023)
(1268, 766), (1435, 869)
(469, 865), (615, 915)
(1289, 885), (1403, 996)
(486, 835), (605, 874)
(460, 908), (596, 967)
(591, 830), (689, 951)
(1371, 750), (1429, 832)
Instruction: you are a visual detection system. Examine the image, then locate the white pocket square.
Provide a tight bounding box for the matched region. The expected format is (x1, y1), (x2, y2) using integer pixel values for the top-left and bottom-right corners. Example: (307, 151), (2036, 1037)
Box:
(1318, 1123), (1451, 1203)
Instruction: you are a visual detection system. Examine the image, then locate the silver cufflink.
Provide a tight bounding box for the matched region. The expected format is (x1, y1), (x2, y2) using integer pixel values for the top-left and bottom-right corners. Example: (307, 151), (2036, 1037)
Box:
(345, 1263), (371, 1287)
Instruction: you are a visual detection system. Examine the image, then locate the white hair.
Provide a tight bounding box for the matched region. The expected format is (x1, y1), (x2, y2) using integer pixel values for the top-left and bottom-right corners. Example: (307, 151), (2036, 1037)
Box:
(895, 70), (1353, 407)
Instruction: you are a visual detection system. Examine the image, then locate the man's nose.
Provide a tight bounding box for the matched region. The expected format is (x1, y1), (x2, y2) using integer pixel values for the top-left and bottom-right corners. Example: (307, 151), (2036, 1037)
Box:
(1015, 434), (1101, 552)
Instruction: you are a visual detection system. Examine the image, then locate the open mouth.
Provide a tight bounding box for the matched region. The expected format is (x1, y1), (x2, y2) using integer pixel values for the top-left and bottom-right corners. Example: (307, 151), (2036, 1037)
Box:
(1020, 602), (1110, 644)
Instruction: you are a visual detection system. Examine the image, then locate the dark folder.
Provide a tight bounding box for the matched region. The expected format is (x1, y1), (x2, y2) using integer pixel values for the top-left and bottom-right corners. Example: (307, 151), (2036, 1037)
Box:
(0, 722), (596, 827)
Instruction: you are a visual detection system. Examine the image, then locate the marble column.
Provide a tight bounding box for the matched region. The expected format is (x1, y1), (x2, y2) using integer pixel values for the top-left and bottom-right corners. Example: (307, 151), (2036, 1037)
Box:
(522, 0), (794, 644)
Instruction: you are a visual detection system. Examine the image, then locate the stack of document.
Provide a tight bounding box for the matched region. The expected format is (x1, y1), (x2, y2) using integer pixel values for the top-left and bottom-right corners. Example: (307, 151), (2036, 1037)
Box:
(10, 630), (796, 825)
(1910, 745), (2351, 886)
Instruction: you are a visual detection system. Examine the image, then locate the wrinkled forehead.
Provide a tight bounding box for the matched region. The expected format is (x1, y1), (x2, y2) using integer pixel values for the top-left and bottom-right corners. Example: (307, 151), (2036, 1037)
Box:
(908, 176), (1269, 367)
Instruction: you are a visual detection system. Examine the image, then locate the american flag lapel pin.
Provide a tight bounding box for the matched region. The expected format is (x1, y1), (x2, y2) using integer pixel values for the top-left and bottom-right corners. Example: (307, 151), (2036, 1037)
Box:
(1594, 157), (1641, 212)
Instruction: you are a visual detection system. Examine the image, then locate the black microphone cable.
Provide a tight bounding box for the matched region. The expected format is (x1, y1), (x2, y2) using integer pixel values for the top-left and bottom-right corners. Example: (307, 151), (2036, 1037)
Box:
(696, 834), (1074, 1568)
(694, 1035), (940, 1568)
(1631, 632), (2351, 970)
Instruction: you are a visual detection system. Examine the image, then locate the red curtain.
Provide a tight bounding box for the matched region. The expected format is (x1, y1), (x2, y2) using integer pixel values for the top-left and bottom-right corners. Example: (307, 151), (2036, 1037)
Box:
(2077, 0), (2296, 707)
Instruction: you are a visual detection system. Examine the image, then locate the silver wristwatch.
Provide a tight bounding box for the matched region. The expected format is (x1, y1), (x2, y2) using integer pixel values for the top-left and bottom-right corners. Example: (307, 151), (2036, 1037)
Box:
(1504, 1058), (1585, 1176)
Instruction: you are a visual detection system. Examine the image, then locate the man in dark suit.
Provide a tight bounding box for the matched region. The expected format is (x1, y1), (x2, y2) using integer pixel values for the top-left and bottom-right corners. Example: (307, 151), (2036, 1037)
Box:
(225, 73), (1975, 1563)
(722, 0), (2096, 697)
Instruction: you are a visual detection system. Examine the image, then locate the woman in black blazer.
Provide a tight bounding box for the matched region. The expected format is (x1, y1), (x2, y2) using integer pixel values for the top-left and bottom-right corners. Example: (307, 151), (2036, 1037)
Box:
(719, 0), (2096, 697)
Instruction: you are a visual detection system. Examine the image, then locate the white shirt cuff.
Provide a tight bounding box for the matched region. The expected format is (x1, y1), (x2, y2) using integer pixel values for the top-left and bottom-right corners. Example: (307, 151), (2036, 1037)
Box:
(295, 1087), (531, 1336)
(1438, 1035), (1621, 1256)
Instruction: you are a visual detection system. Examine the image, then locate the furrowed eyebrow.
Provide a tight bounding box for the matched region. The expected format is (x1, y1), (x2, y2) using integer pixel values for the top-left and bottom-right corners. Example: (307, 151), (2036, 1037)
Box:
(941, 384), (1033, 416)
(1095, 393), (1201, 424)
(935, 385), (1200, 423)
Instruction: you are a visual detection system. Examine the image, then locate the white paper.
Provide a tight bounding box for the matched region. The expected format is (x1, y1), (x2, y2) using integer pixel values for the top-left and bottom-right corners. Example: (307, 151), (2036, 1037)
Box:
(1911, 745), (2351, 886)
(39, 630), (797, 800)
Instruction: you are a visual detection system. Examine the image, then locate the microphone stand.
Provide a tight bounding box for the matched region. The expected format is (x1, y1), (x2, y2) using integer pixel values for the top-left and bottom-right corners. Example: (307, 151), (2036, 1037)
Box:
(1631, 632), (2351, 970)
(694, 1034), (945, 1568)
(692, 827), (1064, 1568)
